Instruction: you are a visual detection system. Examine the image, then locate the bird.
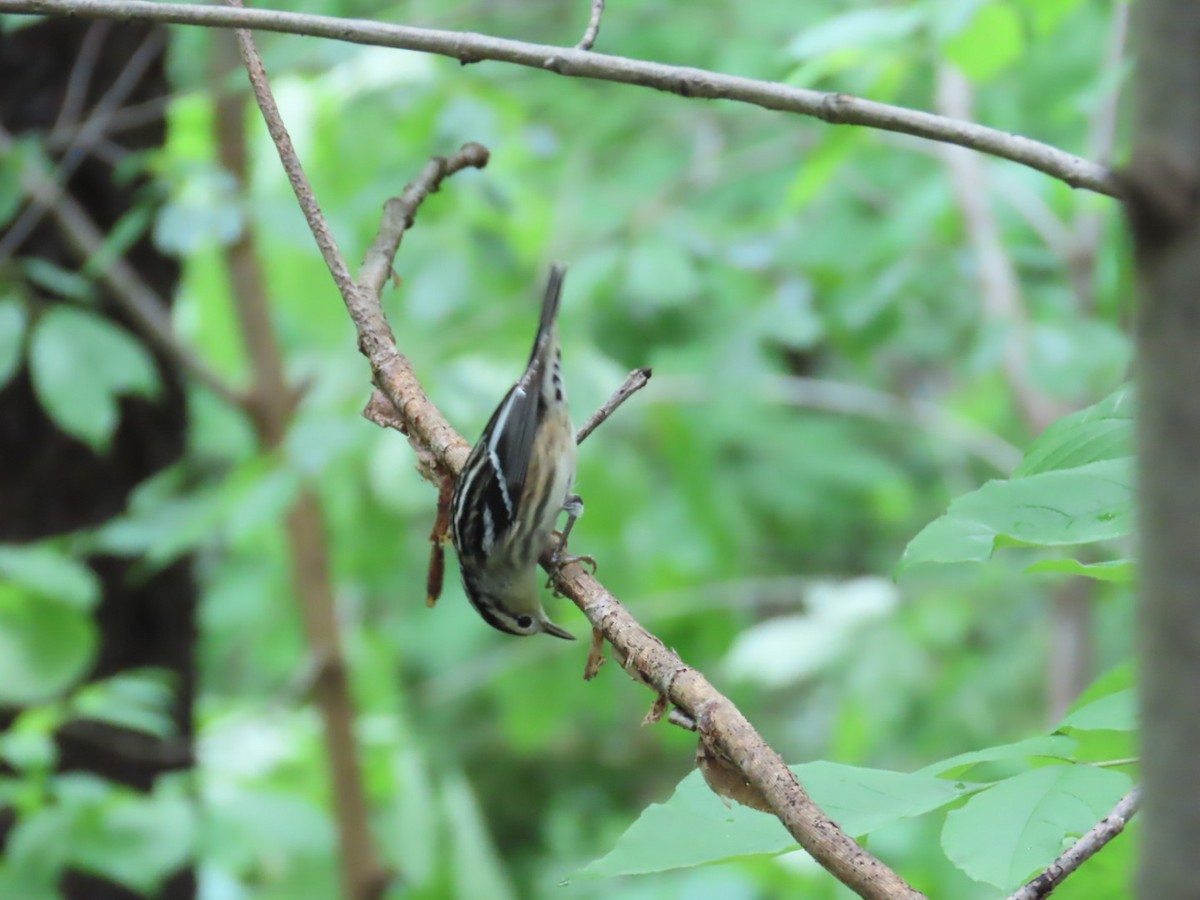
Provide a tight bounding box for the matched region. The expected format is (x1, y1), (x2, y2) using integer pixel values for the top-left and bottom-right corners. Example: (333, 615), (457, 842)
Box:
(449, 264), (585, 639)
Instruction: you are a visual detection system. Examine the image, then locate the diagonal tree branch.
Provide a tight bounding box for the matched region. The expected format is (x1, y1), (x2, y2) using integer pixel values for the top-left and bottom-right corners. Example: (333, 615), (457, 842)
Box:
(225, 6), (924, 898)
(0, 0), (1118, 197)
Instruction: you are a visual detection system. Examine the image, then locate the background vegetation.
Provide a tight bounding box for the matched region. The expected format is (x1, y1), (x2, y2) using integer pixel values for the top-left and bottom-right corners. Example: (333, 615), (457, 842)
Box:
(0, 0), (1137, 897)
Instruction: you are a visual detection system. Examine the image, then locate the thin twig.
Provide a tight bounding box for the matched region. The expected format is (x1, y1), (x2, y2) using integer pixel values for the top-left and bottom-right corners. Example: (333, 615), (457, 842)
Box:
(575, 366), (652, 444)
(0, 27), (166, 263)
(357, 142), (489, 299)
(576, 0), (605, 51)
(222, 18), (390, 900)
(0, 125), (245, 408)
(1008, 786), (1141, 900)
(0, 0), (1119, 197)
(51, 20), (111, 136)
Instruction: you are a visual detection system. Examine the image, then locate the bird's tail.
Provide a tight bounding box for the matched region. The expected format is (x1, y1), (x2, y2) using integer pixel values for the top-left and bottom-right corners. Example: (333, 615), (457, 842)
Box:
(529, 263), (566, 364)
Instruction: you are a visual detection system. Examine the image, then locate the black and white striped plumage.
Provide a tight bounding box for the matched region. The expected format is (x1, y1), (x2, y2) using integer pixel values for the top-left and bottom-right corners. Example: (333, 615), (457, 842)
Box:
(450, 265), (579, 639)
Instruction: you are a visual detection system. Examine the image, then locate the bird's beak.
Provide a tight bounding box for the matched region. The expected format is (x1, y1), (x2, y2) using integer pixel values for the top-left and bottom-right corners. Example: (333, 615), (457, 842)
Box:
(541, 620), (576, 640)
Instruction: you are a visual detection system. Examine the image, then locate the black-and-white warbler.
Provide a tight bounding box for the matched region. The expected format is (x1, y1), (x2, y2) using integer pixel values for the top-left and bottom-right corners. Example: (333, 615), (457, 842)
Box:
(450, 264), (584, 640)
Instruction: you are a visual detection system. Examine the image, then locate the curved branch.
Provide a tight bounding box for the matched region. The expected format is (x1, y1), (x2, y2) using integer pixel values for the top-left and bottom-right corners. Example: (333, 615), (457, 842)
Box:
(0, 0), (1119, 197)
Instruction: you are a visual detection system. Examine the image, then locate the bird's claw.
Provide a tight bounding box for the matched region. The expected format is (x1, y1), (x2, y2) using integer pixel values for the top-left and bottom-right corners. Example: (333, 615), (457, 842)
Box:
(545, 549), (598, 595)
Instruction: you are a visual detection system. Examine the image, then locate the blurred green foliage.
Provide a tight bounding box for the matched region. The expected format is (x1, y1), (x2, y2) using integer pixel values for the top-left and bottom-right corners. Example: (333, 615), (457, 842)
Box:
(0, 0), (1138, 896)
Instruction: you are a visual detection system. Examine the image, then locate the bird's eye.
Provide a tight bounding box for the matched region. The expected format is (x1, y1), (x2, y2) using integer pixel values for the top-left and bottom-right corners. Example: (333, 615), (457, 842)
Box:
(516, 615), (534, 630)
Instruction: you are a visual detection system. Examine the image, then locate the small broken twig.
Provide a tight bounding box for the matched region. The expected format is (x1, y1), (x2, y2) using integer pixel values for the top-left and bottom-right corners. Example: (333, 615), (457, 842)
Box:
(576, 0), (605, 51)
(576, 366), (652, 445)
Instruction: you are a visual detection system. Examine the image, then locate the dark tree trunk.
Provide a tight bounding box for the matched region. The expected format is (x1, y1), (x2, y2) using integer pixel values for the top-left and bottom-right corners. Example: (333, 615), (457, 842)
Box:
(0, 19), (196, 899)
(1126, 3), (1200, 898)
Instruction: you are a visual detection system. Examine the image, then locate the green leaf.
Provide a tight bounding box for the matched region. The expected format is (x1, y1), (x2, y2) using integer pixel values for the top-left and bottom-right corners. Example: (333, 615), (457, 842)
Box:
(20, 258), (95, 303)
(576, 764), (973, 879)
(29, 306), (161, 451)
(916, 734), (1077, 777)
(0, 544), (100, 610)
(943, 2), (1024, 82)
(0, 585), (97, 705)
(798, 761), (978, 834)
(1014, 386), (1133, 477)
(81, 205), (155, 282)
(0, 705), (64, 772)
(9, 776), (194, 894)
(1072, 661), (1134, 708)
(5, 806), (73, 883)
(0, 295), (27, 388)
(0, 861), (58, 900)
(900, 458), (1132, 569)
(942, 765), (1132, 889)
(70, 786), (195, 893)
(786, 130), (860, 207)
(1059, 689), (1136, 733)
(1026, 558), (1135, 583)
(70, 669), (177, 739)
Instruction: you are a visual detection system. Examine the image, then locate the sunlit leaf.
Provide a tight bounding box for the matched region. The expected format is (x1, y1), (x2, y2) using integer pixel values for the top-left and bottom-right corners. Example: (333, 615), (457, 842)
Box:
(0, 705), (63, 772)
(0, 585), (96, 705)
(943, 2), (1024, 82)
(0, 544), (99, 610)
(786, 130), (860, 208)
